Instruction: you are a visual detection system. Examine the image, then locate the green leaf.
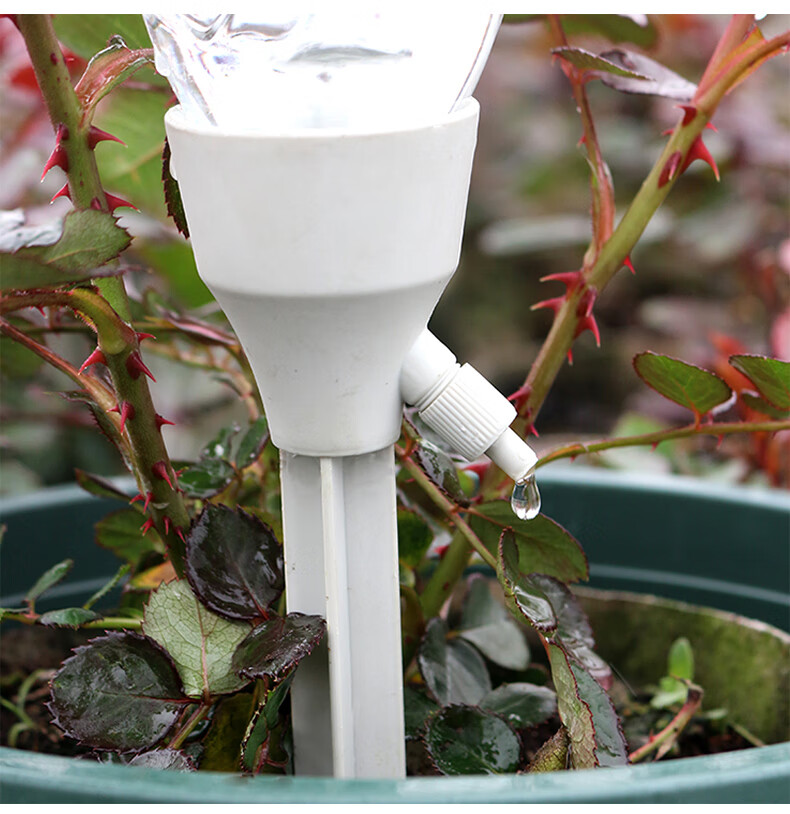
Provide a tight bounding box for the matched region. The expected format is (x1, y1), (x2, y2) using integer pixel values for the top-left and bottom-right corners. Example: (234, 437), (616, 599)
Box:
(397, 508), (434, 568)
(404, 685), (439, 739)
(741, 392), (789, 419)
(0, 210), (130, 291)
(177, 458), (236, 499)
(75, 469), (131, 503)
(234, 416), (270, 469)
(162, 139), (190, 238)
(730, 355), (790, 410)
(548, 644), (627, 769)
(633, 352), (733, 421)
(232, 613), (326, 683)
(201, 424), (240, 461)
(53, 14), (154, 56)
(413, 439), (470, 506)
(127, 749), (195, 771)
(95, 508), (163, 566)
(481, 682), (557, 729)
(562, 14), (658, 47)
(424, 705), (521, 775)
(39, 607), (100, 628)
(49, 632), (185, 751)
(529, 574), (612, 689)
(470, 501), (588, 583)
(186, 504), (284, 621)
(143, 579), (251, 699)
(25, 559), (73, 606)
(458, 576), (530, 671)
(497, 530), (557, 635)
(417, 618), (491, 706)
(241, 675), (294, 774)
(75, 35), (154, 118)
(598, 50), (697, 101)
(668, 636), (695, 681)
(552, 46), (650, 79)
(201, 691), (257, 772)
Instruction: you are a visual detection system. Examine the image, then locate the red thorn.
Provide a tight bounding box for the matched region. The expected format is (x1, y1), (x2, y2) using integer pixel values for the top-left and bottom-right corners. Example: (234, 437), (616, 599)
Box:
(716, 434), (724, 450)
(175, 527), (186, 543)
(130, 493), (143, 504)
(540, 270), (584, 292)
(152, 461), (174, 489)
(105, 193), (138, 213)
(140, 518), (156, 535)
(116, 401), (135, 433)
(575, 313), (601, 346)
(577, 133), (587, 148)
(661, 128), (673, 137)
(573, 287), (601, 346)
(681, 135), (720, 181)
(155, 414), (175, 430)
(50, 182), (71, 203)
(705, 122), (718, 132)
(78, 347), (106, 374)
(651, 441), (660, 451)
(126, 351), (156, 382)
(677, 104), (698, 127)
(623, 255), (635, 275)
(567, 349), (574, 365)
(40, 124), (69, 180)
(164, 517), (171, 534)
(527, 423), (540, 438)
(174, 468), (186, 477)
(136, 332), (156, 343)
(507, 384), (532, 413)
(435, 544), (450, 559)
(87, 125), (125, 149)
(90, 198), (103, 210)
(532, 296), (565, 315)
(143, 491), (153, 512)
(659, 151), (683, 188)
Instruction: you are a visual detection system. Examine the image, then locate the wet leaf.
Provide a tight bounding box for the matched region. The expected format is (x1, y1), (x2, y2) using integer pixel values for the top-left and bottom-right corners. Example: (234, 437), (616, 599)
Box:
(458, 576), (530, 671)
(53, 14), (154, 57)
(75, 469), (131, 503)
(634, 352), (733, 421)
(497, 530), (557, 634)
(25, 559), (73, 606)
(161, 139), (190, 239)
(548, 644), (627, 769)
(234, 416), (270, 469)
(143, 579), (251, 699)
(417, 618), (491, 706)
(39, 607), (101, 628)
(413, 439), (470, 506)
(178, 458), (236, 499)
(397, 508), (434, 568)
(552, 47), (650, 79)
(530, 575), (612, 689)
(470, 501), (588, 583)
(404, 685), (439, 739)
(75, 35), (153, 117)
(598, 50), (698, 101)
(505, 14), (657, 47)
(232, 613), (326, 683)
(241, 675), (294, 774)
(730, 355), (790, 410)
(127, 749), (196, 771)
(481, 683), (557, 729)
(425, 705), (521, 775)
(200, 424), (239, 461)
(186, 504), (283, 621)
(0, 210), (129, 291)
(49, 632), (185, 751)
(95, 508), (163, 565)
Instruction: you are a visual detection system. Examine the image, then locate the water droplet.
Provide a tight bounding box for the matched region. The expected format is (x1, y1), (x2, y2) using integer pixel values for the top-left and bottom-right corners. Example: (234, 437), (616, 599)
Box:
(511, 470), (540, 521)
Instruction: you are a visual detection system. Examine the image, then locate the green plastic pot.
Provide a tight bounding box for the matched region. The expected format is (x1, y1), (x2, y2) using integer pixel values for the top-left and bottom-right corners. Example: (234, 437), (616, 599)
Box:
(1, 469), (788, 803)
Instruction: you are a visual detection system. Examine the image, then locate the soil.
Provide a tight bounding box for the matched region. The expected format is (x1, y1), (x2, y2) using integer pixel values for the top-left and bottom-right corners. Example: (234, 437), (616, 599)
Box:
(0, 625), (758, 769)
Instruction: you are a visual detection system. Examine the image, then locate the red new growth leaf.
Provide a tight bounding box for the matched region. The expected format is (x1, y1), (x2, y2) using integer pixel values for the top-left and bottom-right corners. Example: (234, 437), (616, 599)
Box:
(78, 347), (106, 373)
(681, 135), (720, 180)
(126, 351), (156, 382)
(659, 151), (683, 187)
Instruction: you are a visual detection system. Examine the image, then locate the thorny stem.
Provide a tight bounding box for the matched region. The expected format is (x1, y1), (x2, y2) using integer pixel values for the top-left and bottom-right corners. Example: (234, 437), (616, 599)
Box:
(536, 420), (790, 469)
(397, 448), (497, 572)
(514, 16), (790, 436)
(15, 14), (130, 322)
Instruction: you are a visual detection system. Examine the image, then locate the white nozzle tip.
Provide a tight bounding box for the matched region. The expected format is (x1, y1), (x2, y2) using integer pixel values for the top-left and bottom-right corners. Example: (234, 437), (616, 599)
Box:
(486, 429), (538, 482)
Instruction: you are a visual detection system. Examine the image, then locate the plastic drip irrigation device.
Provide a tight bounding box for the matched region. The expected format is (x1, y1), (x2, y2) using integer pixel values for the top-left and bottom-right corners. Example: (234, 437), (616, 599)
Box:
(146, 11), (538, 779)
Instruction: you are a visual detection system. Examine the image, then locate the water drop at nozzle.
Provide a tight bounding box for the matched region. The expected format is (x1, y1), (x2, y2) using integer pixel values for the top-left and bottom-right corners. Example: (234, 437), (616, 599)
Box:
(511, 470), (540, 521)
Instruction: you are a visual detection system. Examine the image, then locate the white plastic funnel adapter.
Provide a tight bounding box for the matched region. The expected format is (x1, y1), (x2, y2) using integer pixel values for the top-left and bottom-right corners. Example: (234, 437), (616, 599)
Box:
(166, 102), (480, 457)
